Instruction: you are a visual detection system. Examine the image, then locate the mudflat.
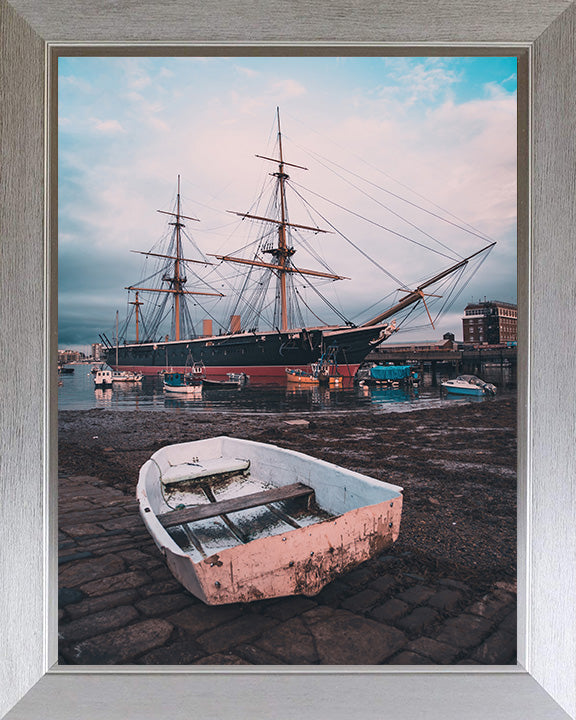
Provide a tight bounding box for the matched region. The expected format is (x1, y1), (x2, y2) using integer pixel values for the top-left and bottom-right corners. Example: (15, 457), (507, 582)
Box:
(59, 397), (516, 585)
(58, 397), (516, 665)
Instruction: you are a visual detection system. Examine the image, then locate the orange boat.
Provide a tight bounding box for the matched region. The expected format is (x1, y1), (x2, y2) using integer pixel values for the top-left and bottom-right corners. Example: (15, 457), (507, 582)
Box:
(285, 368), (319, 385)
(286, 346), (344, 386)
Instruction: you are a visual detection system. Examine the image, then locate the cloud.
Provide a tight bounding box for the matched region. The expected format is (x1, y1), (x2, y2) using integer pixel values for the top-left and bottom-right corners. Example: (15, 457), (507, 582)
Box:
(90, 118), (125, 134)
(121, 59), (152, 90)
(235, 65), (260, 78)
(271, 78), (307, 99)
(124, 91), (169, 131)
(376, 57), (461, 108)
(148, 117), (171, 132)
(60, 75), (93, 93)
(58, 57), (517, 347)
(501, 73), (517, 85)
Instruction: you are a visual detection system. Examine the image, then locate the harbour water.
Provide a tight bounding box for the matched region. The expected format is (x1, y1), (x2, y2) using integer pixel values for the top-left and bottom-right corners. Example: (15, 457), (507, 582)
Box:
(58, 364), (516, 413)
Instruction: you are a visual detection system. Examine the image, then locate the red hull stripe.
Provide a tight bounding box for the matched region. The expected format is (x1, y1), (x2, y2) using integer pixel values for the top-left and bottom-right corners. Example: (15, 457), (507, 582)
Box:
(108, 364), (361, 381)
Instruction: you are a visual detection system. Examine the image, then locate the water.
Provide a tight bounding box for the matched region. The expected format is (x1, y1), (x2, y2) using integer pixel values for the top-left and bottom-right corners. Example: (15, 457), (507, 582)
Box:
(58, 364), (516, 414)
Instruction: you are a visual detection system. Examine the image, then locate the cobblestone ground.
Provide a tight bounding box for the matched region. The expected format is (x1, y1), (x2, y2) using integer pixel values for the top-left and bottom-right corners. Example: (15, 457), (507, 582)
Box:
(58, 474), (516, 666)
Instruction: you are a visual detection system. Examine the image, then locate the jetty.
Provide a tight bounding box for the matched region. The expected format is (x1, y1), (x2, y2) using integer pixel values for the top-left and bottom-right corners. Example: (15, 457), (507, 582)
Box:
(367, 339), (517, 383)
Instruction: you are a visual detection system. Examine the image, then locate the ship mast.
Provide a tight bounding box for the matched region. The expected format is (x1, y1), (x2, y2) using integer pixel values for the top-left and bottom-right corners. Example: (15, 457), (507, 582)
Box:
(129, 291), (143, 343)
(174, 177), (183, 340)
(214, 108), (344, 333)
(275, 108), (290, 331)
(126, 176), (223, 342)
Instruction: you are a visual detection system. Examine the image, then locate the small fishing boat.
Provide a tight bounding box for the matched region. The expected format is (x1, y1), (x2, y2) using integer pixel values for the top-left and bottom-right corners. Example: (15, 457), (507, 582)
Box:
(285, 369), (343, 388)
(202, 372), (248, 389)
(163, 368), (203, 394)
(94, 368), (113, 387)
(442, 374), (496, 396)
(285, 368), (319, 385)
(58, 366), (74, 375)
(137, 436), (403, 605)
(286, 346), (343, 387)
(286, 368), (342, 387)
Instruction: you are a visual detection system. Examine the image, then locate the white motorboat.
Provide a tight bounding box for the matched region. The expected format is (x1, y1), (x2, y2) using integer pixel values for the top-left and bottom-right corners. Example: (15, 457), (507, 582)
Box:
(442, 374), (496, 396)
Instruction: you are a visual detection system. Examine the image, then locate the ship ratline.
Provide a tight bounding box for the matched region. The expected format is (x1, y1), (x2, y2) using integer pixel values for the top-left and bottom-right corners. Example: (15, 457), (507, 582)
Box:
(102, 109), (494, 381)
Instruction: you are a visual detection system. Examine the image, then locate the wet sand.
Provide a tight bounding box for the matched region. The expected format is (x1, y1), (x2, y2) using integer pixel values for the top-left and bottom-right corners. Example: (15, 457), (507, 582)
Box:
(59, 396), (516, 592)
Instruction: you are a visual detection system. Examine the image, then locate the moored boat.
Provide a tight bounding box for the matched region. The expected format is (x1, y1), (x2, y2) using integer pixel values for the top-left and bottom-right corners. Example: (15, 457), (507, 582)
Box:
(202, 372), (248, 389)
(137, 436), (403, 605)
(163, 367), (204, 394)
(286, 346), (343, 386)
(360, 364), (418, 387)
(111, 370), (143, 383)
(442, 374), (496, 396)
(285, 368), (319, 385)
(93, 368), (113, 387)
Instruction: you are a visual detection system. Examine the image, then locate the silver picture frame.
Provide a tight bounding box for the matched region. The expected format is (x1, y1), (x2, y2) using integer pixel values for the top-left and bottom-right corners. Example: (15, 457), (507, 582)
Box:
(1, 1), (575, 718)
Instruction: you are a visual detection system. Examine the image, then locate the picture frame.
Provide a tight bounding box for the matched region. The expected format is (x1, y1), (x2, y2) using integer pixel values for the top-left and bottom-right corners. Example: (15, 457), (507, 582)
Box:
(1, 1), (574, 718)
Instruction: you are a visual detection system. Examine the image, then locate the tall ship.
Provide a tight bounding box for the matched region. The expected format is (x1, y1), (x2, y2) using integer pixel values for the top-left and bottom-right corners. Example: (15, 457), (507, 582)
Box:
(101, 109), (495, 381)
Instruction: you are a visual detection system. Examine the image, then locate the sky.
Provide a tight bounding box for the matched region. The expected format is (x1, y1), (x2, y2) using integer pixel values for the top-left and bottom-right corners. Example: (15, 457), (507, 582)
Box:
(58, 55), (517, 351)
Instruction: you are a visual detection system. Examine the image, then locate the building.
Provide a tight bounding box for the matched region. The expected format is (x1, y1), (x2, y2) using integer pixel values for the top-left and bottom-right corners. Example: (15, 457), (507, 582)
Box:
(91, 343), (102, 361)
(462, 301), (517, 344)
(58, 349), (86, 364)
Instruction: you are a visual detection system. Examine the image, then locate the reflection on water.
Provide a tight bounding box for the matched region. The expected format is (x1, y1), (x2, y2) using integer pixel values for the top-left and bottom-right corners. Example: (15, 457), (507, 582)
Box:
(93, 388), (113, 407)
(58, 363), (516, 414)
(164, 392), (205, 409)
(368, 387), (415, 404)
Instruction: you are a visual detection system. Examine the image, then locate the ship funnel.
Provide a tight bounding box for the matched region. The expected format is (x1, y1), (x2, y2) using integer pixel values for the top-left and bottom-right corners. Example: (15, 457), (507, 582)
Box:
(203, 319), (213, 337)
(230, 315), (241, 334)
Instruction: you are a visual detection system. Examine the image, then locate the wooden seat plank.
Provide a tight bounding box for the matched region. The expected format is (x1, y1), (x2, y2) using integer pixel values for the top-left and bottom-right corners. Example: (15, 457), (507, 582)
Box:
(159, 482), (313, 528)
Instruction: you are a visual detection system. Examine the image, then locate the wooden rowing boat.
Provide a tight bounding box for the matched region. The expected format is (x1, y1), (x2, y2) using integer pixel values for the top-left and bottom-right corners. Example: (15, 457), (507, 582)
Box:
(137, 436), (403, 605)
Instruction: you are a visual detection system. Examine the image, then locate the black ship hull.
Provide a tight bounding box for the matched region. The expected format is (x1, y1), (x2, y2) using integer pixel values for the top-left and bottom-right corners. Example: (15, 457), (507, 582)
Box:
(103, 323), (391, 382)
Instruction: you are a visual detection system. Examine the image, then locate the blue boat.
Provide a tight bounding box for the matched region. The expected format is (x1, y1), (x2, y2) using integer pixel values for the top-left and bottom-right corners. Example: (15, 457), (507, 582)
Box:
(369, 365), (413, 382)
(163, 366), (204, 394)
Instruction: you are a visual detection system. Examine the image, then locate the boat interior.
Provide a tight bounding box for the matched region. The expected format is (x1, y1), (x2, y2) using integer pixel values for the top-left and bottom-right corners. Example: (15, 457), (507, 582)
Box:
(161, 469), (331, 563)
(139, 437), (402, 564)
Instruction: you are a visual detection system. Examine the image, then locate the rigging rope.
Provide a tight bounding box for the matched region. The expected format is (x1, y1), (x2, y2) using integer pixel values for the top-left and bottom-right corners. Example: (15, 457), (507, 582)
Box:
(283, 122), (494, 244)
(288, 183), (407, 288)
(290, 179), (459, 263)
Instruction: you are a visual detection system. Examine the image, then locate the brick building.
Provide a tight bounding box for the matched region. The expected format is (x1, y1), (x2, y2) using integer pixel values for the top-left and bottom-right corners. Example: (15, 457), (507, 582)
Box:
(462, 301), (517, 344)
